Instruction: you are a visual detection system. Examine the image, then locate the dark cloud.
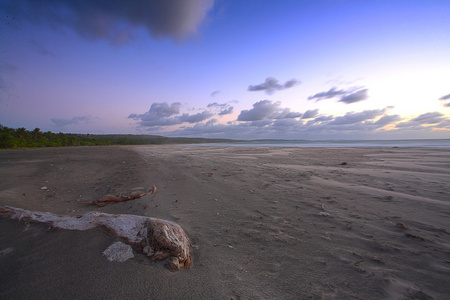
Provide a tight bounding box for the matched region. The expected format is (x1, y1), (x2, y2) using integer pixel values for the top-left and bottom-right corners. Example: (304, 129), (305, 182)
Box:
(249, 120), (273, 127)
(329, 108), (386, 125)
(238, 100), (279, 121)
(439, 94), (450, 101)
(306, 115), (333, 126)
(179, 111), (213, 123)
(129, 101), (228, 128)
(218, 106), (233, 115)
(237, 100), (302, 121)
(439, 94), (450, 107)
(30, 39), (56, 56)
(143, 104), (447, 140)
(207, 102), (234, 116)
(248, 77), (300, 95)
(207, 102), (221, 108)
(0, 61), (17, 90)
(164, 108), (397, 139)
(210, 90), (220, 97)
(307, 87), (347, 101)
(410, 112), (444, 124)
(396, 112), (445, 128)
(51, 116), (91, 127)
(374, 115), (402, 126)
(301, 109), (319, 119)
(128, 102), (181, 121)
(339, 89), (368, 104)
(308, 87), (369, 104)
(3, 0), (215, 44)
(314, 115), (334, 122)
(272, 119), (299, 127)
(0, 61), (17, 73)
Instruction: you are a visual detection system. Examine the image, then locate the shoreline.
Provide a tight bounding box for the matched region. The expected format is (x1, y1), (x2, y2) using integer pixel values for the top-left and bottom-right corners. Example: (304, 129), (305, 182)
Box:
(1, 145), (449, 299)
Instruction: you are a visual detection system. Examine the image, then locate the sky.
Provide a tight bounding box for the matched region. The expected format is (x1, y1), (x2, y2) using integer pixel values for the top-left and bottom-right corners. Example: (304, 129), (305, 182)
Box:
(1, 0), (449, 140)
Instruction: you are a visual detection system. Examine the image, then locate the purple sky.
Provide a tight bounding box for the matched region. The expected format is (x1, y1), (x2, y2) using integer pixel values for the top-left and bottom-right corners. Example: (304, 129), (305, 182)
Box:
(1, 0), (449, 140)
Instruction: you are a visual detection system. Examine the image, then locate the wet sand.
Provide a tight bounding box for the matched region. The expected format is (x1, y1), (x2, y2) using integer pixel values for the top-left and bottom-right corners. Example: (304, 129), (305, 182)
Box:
(1, 145), (449, 299)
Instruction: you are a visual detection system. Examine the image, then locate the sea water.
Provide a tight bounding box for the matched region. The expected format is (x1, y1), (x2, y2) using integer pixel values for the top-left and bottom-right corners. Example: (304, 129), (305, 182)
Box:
(197, 139), (450, 148)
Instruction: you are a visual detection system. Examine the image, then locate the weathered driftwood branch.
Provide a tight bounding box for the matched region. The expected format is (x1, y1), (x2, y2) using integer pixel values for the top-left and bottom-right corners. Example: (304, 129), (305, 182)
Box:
(80, 185), (156, 207)
(0, 205), (190, 270)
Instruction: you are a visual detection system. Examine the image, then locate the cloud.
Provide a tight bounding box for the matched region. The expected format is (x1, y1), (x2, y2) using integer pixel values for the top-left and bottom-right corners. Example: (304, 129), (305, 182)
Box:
(129, 101), (233, 128)
(301, 109), (319, 119)
(439, 94), (450, 101)
(210, 90), (220, 97)
(51, 116), (91, 127)
(308, 87), (369, 104)
(179, 111), (214, 123)
(396, 112), (445, 128)
(439, 94), (450, 107)
(237, 100), (302, 121)
(272, 119), (300, 127)
(249, 120), (273, 127)
(0, 61), (17, 90)
(306, 115), (334, 125)
(166, 107), (399, 139)
(142, 102), (447, 140)
(314, 115), (334, 122)
(307, 87), (347, 101)
(218, 107), (233, 115)
(129, 102), (181, 121)
(207, 102), (234, 116)
(30, 39), (56, 56)
(410, 112), (444, 124)
(0, 61), (17, 73)
(248, 77), (300, 94)
(328, 108), (387, 125)
(374, 115), (402, 126)
(339, 89), (368, 104)
(3, 0), (215, 44)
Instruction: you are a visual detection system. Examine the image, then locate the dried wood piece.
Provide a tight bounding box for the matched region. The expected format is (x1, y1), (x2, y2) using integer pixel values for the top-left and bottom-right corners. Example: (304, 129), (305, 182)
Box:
(81, 185), (156, 207)
(0, 205), (190, 270)
(396, 222), (408, 230)
(405, 233), (425, 241)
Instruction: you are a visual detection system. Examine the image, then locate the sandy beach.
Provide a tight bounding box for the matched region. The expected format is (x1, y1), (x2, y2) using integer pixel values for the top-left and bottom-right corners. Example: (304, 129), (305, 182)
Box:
(1, 145), (449, 299)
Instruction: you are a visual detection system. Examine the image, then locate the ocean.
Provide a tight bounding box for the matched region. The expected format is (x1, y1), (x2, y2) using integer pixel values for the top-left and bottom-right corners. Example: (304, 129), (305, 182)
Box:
(198, 139), (450, 148)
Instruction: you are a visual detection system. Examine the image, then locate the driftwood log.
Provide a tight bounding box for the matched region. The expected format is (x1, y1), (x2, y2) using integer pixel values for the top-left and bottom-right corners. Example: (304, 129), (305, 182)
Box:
(0, 206), (191, 270)
(79, 185), (156, 207)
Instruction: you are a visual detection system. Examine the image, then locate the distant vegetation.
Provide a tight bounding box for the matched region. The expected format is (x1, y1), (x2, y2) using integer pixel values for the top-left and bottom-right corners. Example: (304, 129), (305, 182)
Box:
(0, 125), (233, 149)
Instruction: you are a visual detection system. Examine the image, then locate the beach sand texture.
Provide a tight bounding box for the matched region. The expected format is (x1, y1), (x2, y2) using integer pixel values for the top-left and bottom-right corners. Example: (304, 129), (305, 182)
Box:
(1, 145), (449, 299)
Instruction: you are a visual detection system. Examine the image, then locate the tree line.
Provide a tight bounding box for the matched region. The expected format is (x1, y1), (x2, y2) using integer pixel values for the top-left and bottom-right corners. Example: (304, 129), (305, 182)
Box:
(0, 125), (112, 148)
(0, 125), (233, 149)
